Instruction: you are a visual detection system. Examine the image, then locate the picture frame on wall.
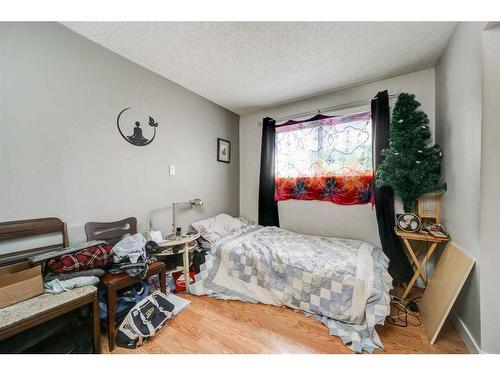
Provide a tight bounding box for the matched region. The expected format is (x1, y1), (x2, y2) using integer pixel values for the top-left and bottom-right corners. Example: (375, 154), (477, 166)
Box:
(217, 138), (231, 163)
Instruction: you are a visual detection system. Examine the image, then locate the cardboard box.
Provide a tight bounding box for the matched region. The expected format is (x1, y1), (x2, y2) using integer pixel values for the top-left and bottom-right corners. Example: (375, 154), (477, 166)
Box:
(0, 262), (43, 308)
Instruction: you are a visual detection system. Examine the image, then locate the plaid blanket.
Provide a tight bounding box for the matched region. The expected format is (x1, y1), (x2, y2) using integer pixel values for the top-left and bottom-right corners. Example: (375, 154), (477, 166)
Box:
(190, 225), (392, 353)
(47, 243), (113, 273)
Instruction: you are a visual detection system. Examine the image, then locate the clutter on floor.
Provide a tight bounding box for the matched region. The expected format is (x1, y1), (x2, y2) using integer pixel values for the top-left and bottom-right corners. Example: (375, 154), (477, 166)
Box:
(387, 294), (422, 328)
(116, 290), (174, 348)
(0, 216), (203, 354)
(99, 281), (150, 324)
(116, 290), (192, 349)
(165, 292), (191, 315)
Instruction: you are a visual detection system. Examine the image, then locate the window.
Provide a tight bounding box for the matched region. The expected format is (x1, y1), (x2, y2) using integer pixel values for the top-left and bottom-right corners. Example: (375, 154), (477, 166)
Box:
(274, 111), (373, 205)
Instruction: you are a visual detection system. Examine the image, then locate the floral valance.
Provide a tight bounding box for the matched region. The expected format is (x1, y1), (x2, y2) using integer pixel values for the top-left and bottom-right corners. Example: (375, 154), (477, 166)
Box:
(274, 111), (373, 205)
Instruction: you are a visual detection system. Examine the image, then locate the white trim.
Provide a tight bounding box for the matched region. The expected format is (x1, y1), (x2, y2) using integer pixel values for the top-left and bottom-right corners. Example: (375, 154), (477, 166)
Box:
(450, 312), (482, 353)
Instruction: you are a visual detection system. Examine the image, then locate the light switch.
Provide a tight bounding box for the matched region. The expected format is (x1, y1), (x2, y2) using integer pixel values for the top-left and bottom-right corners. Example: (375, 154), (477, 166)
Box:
(169, 165), (176, 176)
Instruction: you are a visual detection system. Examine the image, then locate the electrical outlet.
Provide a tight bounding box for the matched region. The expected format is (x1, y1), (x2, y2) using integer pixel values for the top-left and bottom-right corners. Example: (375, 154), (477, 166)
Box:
(169, 165), (176, 176)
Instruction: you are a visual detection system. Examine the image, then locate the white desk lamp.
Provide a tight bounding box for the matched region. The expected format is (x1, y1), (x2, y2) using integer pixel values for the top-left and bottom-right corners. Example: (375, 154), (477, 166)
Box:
(171, 198), (203, 236)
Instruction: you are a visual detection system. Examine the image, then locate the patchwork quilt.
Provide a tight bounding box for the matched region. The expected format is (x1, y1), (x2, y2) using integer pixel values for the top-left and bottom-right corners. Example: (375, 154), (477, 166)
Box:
(189, 225), (392, 353)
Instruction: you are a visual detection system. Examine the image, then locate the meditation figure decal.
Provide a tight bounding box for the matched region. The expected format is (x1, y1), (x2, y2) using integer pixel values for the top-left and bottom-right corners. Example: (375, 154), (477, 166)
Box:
(128, 121), (149, 145)
(117, 107), (158, 146)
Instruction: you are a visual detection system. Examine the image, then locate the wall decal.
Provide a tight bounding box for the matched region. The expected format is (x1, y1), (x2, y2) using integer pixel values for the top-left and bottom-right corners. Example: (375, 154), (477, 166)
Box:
(117, 107), (159, 146)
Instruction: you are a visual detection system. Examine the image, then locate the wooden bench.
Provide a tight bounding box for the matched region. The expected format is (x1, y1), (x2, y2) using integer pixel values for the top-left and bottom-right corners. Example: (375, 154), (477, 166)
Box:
(0, 285), (100, 353)
(0, 218), (100, 353)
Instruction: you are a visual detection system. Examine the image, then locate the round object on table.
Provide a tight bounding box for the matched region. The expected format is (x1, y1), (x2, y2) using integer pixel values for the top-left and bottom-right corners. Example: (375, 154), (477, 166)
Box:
(397, 213), (422, 232)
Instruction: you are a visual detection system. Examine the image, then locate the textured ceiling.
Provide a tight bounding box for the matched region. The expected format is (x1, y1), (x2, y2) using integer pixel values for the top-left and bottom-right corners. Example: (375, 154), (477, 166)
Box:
(62, 22), (456, 114)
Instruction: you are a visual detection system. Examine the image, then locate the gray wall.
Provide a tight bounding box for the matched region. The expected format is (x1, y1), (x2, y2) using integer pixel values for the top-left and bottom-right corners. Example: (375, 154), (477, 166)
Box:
(240, 69), (435, 247)
(435, 22), (485, 351)
(480, 24), (500, 354)
(0, 22), (239, 248)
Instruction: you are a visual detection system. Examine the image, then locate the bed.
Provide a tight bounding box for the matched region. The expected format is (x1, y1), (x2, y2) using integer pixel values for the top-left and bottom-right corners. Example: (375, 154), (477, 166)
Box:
(189, 214), (392, 353)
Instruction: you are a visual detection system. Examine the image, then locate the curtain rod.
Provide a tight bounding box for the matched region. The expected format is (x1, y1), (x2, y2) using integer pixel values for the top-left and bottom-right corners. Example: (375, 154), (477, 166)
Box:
(259, 92), (399, 125)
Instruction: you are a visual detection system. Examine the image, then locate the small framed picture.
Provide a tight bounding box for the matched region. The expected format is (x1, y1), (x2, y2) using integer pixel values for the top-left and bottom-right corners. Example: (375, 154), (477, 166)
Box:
(217, 138), (231, 163)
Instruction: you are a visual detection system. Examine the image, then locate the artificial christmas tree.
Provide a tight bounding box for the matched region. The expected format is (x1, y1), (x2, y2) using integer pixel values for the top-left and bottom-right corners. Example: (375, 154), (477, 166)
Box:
(376, 93), (446, 213)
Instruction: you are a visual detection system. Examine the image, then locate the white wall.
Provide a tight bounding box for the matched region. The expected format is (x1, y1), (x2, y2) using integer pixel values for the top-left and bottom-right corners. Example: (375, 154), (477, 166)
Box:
(240, 69), (435, 246)
(0, 22), (239, 250)
(435, 22), (485, 351)
(479, 24), (500, 354)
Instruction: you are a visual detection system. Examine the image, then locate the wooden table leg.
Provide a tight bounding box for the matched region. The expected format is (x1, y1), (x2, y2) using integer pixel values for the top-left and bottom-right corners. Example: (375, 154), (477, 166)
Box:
(409, 242), (423, 266)
(401, 239), (425, 299)
(92, 296), (101, 354)
(403, 238), (427, 283)
(402, 271), (419, 299)
(183, 244), (190, 293)
(159, 268), (167, 293)
(419, 242), (439, 286)
(402, 242), (439, 299)
(106, 286), (116, 352)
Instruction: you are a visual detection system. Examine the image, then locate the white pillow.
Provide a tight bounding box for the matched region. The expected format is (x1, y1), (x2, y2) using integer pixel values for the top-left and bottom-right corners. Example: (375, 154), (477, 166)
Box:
(192, 214), (245, 244)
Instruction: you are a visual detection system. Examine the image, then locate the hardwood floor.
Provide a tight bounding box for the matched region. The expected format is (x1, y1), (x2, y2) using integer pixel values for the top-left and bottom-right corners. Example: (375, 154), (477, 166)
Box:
(102, 294), (469, 354)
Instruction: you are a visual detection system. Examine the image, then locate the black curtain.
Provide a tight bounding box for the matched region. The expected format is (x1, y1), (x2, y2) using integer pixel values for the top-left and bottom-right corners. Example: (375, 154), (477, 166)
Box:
(372, 91), (413, 283)
(258, 117), (280, 227)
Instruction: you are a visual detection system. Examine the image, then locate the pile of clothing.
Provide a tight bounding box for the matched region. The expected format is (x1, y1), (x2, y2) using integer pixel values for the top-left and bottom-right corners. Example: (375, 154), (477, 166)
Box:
(42, 233), (160, 295)
(43, 242), (113, 294)
(108, 233), (159, 279)
(29, 232), (190, 351)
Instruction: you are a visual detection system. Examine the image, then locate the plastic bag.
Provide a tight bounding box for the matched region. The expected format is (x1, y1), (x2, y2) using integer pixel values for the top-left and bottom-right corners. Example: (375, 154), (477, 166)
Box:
(173, 272), (195, 293)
